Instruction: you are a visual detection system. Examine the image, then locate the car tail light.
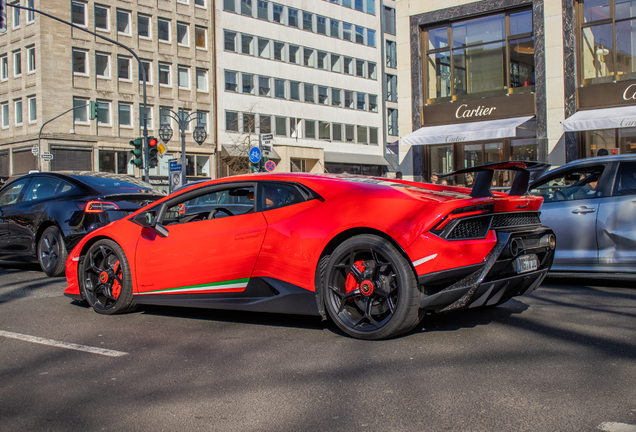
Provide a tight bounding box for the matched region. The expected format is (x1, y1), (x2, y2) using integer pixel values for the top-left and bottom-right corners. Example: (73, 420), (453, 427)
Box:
(85, 201), (120, 213)
(434, 204), (494, 231)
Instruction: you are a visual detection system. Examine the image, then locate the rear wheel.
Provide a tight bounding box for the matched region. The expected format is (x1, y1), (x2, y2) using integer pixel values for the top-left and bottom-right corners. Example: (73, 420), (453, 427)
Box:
(82, 239), (135, 315)
(38, 226), (67, 277)
(324, 235), (421, 340)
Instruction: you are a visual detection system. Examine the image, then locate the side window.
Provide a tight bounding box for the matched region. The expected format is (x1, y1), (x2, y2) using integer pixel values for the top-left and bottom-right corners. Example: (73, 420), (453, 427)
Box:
(0, 178), (31, 205)
(258, 182), (305, 210)
(164, 185), (255, 225)
(24, 177), (69, 201)
(612, 162), (636, 196)
(529, 167), (605, 203)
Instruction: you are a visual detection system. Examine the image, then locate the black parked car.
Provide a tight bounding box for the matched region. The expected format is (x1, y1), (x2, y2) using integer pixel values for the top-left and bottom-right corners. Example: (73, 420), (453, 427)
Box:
(0, 171), (165, 276)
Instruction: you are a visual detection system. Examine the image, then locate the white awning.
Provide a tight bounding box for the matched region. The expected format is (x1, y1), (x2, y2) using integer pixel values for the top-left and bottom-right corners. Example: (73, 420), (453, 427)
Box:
(561, 106), (636, 132)
(324, 151), (389, 166)
(401, 116), (535, 146)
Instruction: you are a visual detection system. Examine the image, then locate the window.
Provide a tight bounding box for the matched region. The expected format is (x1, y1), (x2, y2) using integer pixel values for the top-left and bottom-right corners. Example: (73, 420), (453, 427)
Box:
(288, 8), (298, 27)
(303, 48), (314, 67)
(139, 105), (153, 129)
(345, 91), (354, 108)
(138, 14), (150, 38)
(386, 74), (397, 102)
(177, 23), (189, 46)
(196, 69), (208, 91)
(355, 0), (363, 12)
(27, 46), (36, 73)
(305, 120), (315, 138)
(319, 121), (330, 140)
(530, 167), (605, 202)
(343, 0), (351, 7)
(332, 89), (342, 107)
(243, 113), (255, 133)
(367, 29), (376, 47)
(290, 158), (307, 172)
(344, 57), (353, 74)
(355, 26), (365, 44)
(274, 42), (285, 61)
(1, 56), (7, 81)
(226, 111), (239, 131)
(356, 59), (365, 77)
(195, 0), (206, 7)
(12, 1), (19, 28)
(357, 126), (367, 144)
(158, 19), (171, 42)
(72, 49), (86, 75)
(345, 124), (354, 142)
(317, 16), (327, 34)
(96, 101), (110, 125)
(259, 183), (303, 210)
(242, 73), (254, 94)
(242, 34), (254, 55)
(259, 76), (270, 96)
(139, 60), (151, 84)
(343, 23), (352, 41)
(275, 79), (285, 98)
(99, 150), (130, 174)
(369, 95), (377, 112)
(369, 128), (378, 145)
(257, 0), (269, 20)
(159, 63), (171, 86)
(96, 53), (110, 78)
(318, 52), (328, 70)
(117, 10), (131, 35)
(259, 114), (271, 133)
(386, 40), (397, 68)
(318, 87), (328, 104)
(289, 45), (300, 64)
(333, 124), (343, 141)
(73, 97), (88, 123)
(14, 100), (22, 125)
(331, 19), (340, 37)
(178, 66), (189, 88)
(367, 0), (375, 15)
(258, 38), (270, 58)
(290, 81), (300, 100)
(1, 102), (9, 128)
(118, 56), (131, 80)
(241, 0), (253, 16)
(13, 51), (21, 77)
(28, 96), (36, 122)
(290, 117), (301, 137)
(304, 83), (314, 103)
(195, 27), (207, 49)
(95, 5), (109, 31)
(331, 55), (341, 72)
(275, 116), (286, 135)
(368, 62), (377, 79)
(224, 31), (237, 51)
(71, 1), (86, 26)
(357, 93), (366, 110)
(273, 4), (284, 23)
(118, 102), (132, 127)
(224, 0), (235, 12)
(384, 6), (396, 35)
(27, 0), (35, 23)
(225, 71), (237, 91)
(387, 108), (398, 135)
(303, 12), (313, 31)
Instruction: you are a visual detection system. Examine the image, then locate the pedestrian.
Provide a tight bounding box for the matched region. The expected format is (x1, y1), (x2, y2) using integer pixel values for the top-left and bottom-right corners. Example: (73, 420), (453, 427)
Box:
(430, 172), (438, 184)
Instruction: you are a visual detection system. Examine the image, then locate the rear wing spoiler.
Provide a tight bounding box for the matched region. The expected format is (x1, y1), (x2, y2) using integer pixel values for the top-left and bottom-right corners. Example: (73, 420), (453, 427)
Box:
(439, 161), (550, 198)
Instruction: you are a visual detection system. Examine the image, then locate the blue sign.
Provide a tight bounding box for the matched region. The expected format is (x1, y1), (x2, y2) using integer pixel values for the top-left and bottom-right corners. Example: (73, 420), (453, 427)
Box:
(249, 147), (262, 164)
(169, 160), (182, 172)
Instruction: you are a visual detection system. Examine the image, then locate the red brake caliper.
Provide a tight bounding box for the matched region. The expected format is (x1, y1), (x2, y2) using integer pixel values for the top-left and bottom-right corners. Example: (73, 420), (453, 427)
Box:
(111, 261), (121, 299)
(345, 260), (366, 295)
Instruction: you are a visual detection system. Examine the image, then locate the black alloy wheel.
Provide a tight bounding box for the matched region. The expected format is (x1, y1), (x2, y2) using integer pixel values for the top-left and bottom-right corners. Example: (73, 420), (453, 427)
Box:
(82, 239), (135, 315)
(38, 226), (68, 277)
(324, 234), (421, 340)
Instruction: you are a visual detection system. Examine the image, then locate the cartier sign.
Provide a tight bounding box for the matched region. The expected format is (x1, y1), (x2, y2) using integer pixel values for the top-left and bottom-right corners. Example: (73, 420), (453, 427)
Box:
(579, 79), (636, 110)
(623, 84), (636, 101)
(455, 104), (497, 119)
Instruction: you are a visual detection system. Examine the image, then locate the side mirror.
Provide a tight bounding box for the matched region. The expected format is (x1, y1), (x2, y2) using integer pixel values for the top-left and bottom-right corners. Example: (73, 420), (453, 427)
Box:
(153, 223), (169, 238)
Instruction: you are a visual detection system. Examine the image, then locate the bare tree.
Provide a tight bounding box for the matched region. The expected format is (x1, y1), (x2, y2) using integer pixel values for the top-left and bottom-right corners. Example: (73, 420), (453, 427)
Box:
(221, 104), (262, 177)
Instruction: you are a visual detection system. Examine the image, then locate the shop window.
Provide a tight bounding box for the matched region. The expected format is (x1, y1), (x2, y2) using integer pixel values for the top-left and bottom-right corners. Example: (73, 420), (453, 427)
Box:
(99, 150), (131, 174)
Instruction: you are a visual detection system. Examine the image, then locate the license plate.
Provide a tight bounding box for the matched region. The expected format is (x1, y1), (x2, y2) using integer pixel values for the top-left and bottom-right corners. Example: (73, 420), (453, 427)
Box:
(516, 254), (538, 274)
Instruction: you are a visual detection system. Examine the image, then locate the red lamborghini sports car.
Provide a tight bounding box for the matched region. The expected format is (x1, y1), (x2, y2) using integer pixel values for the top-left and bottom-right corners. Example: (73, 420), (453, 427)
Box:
(64, 162), (555, 339)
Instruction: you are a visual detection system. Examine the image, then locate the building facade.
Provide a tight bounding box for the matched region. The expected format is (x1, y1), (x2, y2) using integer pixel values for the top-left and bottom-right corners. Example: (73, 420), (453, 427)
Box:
(0, 0), (216, 191)
(216, 0), (388, 176)
(396, 0), (636, 184)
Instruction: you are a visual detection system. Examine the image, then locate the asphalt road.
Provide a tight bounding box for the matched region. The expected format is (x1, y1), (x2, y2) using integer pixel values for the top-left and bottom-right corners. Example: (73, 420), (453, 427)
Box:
(0, 262), (635, 432)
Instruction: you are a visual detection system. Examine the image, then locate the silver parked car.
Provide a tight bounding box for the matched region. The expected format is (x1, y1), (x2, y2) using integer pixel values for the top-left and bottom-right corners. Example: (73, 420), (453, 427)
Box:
(529, 154), (636, 275)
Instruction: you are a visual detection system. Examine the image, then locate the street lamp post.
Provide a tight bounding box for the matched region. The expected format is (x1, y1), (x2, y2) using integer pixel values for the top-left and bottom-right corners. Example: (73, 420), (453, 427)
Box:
(158, 108), (207, 191)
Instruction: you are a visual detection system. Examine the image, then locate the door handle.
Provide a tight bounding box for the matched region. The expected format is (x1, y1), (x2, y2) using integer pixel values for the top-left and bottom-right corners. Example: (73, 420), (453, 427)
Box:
(572, 207), (596, 214)
(234, 230), (261, 240)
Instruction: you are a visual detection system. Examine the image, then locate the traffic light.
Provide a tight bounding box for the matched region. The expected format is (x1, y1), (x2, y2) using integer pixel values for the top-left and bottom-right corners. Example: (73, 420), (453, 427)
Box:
(129, 138), (143, 169)
(148, 136), (158, 168)
(249, 162), (259, 173)
(89, 101), (99, 121)
(0, 0), (6, 32)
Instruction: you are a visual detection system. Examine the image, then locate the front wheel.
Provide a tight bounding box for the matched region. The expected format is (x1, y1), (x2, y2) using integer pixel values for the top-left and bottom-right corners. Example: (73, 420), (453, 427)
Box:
(324, 235), (421, 340)
(82, 239), (135, 315)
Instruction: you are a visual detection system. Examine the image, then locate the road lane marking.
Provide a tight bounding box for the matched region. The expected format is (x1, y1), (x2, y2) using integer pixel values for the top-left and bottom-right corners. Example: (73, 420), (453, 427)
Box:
(598, 422), (636, 432)
(0, 330), (128, 357)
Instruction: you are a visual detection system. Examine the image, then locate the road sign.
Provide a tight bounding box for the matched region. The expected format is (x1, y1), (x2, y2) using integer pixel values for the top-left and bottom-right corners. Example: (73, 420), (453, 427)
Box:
(169, 159), (182, 172)
(31, 145), (39, 156)
(265, 160), (276, 172)
(261, 133), (273, 140)
(249, 146), (262, 164)
(157, 142), (168, 157)
(171, 173), (183, 190)
(40, 152), (54, 161)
